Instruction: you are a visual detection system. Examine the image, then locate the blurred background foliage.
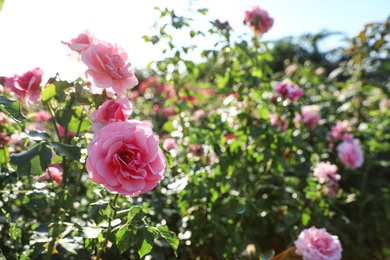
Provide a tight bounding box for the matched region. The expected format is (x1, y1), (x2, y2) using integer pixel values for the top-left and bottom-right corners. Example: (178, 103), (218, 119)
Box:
(0, 2), (389, 259)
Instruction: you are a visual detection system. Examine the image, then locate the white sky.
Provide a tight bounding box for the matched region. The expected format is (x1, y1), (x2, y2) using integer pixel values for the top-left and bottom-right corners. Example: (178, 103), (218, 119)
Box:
(0, 0), (388, 83)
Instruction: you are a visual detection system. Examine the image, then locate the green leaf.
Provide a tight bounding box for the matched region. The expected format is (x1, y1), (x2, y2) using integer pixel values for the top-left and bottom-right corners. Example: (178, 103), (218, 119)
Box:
(127, 206), (142, 224)
(55, 108), (72, 128)
(22, 191), (49, 215)
(0, 95), (26, 130)
(0, 146), (9, 164)
(51, 142), (81, 160)
(157, 225), (179, 255)
(301, 212), (311, 226)
(89, 200), (110, 225)
(28, 130), (51, 141)
(9, 218), (22, 241)
(162, 147), (173, 168)
(67, 106), (91, 132)
(197, 8), (208, 15)
(116, 226), (134, 253)
(41, 84), (57, 102)
(10, 143), (52, 176)
(41, 80), (72, 102)
(136, 227), (154, 258)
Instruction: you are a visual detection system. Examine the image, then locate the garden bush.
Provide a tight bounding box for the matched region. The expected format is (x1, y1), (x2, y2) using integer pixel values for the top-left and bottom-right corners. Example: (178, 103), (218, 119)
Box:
(0, 2), (389, 260)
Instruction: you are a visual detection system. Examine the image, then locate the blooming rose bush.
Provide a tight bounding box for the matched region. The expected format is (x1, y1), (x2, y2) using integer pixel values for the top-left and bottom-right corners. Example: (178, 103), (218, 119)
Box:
(0, 27), (177, 259)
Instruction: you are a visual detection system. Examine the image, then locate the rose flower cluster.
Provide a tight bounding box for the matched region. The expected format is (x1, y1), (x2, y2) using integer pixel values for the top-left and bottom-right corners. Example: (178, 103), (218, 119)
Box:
(63, 31), (166, 197)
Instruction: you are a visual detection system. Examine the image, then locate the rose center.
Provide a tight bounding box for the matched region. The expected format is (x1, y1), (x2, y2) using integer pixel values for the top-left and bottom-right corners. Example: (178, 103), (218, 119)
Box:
(119, 150), (133, 164)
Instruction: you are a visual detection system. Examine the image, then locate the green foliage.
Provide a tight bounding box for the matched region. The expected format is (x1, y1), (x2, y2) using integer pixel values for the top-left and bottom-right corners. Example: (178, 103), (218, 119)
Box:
(134, 7), (390, 259)
(0, 96), (26, 130)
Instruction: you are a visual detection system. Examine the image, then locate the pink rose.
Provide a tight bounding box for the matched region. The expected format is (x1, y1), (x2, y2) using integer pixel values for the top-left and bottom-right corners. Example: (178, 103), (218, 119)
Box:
(4, 68), (43, 104)
(193, 109), (206, 120)
(163, 137), (179, 157)
(327, 121), (352, 146)
(162, 105), (176, 117)
(301, 105), (320, 129)
(273, 80), (304, 102)
(81, 40), (138, 97)
(36, 110), (52, 122)
(90, 97), (133, 132)
(330, 121), (351, 140)
(26, 123), (46, 132)
(269, 113), (287, 132)
(336, 139), (364, 169)
(313, 161), (340, 184)
(57, 124), (77, 140)
(62, 30), (97, 60)
(35, 165), (63, 185)
(244, 5), (274, 36)
(294, 226), (342, 260)
(86, 120), (166, 197)
(62, 30), (95, 53)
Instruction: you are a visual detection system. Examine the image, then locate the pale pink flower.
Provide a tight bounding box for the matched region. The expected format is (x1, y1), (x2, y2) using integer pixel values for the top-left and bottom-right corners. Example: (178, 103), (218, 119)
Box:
(10, 133), (23, 147)
(193, 109), (206, 120)
(273, 80), (304, 102)
(269, 113), (287, 132)
(163, 138), (178, 152)
(336, 139), (364, 169)
(342, 133), (354, 142)
(26, 123), (46, 132)
(163, 137), (179, 157)
(90, 97), (133, 132)
(313, 161), (340, 184)
(62, 30), (96, 60)
(57, 124), (77, 139)
(86, 120), (166, 197)
(81, 40), (138, 97)
(36, 110), (52, 122)
(330, 121), (351, 140)
(244, 5), (274, 36)
(4, 68), (43, 105)
(294, 227), (342, 260)
(35, 165), (63, 185)
(301, 105), (320, 129)
(284, 64), (298, 74)
(162, 105), (176, 117)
